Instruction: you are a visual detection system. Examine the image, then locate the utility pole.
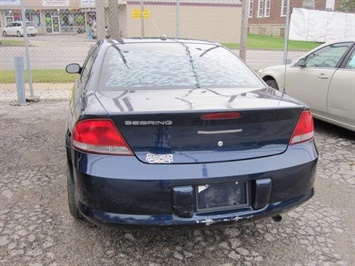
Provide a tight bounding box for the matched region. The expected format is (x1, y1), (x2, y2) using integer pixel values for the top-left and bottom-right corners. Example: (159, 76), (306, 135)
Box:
(95, 0), (107, 40)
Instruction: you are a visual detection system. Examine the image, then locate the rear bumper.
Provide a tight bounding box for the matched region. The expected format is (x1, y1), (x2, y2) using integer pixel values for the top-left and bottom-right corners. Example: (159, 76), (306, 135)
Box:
(71, 141), (318, 228)
(78, 188), (314, 228)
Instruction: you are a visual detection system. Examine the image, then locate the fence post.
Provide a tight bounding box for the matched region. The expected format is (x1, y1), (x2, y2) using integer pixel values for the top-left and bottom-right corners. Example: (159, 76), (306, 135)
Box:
(140, 0), (145, 38)
(239, 0), (249, 61)
(20, 0), (34, 98)
(283, 0), (291, 64)
(176, 0), (181, 39)
(15, 57), (26, 105)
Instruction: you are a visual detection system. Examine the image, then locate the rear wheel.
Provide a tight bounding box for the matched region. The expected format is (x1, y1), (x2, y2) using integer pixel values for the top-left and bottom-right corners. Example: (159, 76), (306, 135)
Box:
(17, 31), (22, 37)
(2, 31), (7, 37)
(67, 163), (83, 220)
(265, 79), (279, 90)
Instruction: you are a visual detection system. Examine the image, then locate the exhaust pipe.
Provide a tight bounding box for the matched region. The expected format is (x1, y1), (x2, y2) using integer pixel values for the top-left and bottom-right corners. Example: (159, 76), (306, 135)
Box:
(272, 214), (282, 222)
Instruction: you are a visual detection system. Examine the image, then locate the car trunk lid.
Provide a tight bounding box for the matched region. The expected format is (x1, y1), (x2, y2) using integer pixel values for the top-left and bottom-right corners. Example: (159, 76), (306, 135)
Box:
(95, 87), (304, 164)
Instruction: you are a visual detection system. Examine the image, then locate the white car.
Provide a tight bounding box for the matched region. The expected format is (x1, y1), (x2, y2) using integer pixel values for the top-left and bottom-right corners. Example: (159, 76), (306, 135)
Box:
(259, 40), (355, 132)
(2, 21), (38, 37)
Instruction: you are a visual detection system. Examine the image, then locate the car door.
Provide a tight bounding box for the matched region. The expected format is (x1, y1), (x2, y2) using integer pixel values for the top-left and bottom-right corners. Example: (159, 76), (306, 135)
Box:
(326, 46), (355, 130)
(284, 42), (353, 117)
(7, 22), (15, 35)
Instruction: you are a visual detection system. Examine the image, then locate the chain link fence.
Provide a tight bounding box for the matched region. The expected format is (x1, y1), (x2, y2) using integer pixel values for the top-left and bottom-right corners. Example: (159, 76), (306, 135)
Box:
(0, 0), (353, 102)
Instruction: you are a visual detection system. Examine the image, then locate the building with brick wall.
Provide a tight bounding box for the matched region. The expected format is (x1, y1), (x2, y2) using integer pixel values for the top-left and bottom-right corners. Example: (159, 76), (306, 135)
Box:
(247, 0), (341, 36)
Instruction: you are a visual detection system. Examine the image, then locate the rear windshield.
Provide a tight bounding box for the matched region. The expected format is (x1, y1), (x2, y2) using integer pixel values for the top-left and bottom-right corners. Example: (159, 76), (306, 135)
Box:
(99, 42), (263, 90)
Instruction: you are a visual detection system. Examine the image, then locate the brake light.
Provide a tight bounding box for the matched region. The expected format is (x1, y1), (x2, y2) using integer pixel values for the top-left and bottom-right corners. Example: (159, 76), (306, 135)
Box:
(73, 119), (133, 155)
(201, 112), (242, 120)
(289, 111), (314, 145)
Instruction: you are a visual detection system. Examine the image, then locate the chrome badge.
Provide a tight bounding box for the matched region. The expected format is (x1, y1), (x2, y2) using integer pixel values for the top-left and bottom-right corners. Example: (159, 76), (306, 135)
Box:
(146, 153), (173, 164)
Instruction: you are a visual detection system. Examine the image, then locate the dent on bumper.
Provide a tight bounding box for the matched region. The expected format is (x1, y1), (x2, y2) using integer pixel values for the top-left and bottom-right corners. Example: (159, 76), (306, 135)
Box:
(77, 189), (314, 228)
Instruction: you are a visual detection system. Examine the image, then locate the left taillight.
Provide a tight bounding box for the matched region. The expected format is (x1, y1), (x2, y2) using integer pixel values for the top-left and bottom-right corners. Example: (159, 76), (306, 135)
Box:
(72, 119), (133, 155)
(289, 110), (314, 145)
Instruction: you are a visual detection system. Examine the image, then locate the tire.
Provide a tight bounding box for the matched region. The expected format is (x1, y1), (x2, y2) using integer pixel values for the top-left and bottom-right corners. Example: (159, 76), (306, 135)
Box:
(266, 79), (279, 90)
(67, 163), (83, 220)
(2, 31), (7, 37)
(17, 31), (22, 37)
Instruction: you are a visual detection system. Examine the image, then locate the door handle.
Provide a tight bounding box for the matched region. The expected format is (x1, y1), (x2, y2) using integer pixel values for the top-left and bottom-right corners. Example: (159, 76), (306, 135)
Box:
(318, 73), (329, 79)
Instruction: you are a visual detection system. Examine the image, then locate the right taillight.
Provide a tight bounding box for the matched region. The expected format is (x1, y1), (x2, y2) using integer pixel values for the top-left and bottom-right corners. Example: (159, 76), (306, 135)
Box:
(72, 119), (133, 155)
(289, 110), (314, 145)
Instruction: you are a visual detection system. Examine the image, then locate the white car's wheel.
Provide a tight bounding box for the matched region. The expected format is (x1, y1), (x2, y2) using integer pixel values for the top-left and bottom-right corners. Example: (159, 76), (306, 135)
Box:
(266, 79), (279, 90)
(2, 31), (7, 37)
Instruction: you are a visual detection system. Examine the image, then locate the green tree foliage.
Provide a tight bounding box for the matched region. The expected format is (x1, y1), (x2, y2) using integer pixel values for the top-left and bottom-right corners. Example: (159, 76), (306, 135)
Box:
(337, 0), (355, 12)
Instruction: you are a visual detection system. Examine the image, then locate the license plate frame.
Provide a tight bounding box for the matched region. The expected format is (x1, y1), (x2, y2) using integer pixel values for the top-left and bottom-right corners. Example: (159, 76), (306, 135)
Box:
(196, 181), (249, 211)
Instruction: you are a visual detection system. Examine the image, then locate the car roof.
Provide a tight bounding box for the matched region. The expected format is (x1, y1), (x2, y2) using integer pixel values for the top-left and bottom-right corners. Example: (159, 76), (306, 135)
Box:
(311, 39), (355, 49)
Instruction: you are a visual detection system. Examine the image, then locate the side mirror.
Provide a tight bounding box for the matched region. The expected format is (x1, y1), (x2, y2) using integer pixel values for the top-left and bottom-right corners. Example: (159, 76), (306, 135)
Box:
(295, 58), (306, 67)
(66, 63), (82, 74)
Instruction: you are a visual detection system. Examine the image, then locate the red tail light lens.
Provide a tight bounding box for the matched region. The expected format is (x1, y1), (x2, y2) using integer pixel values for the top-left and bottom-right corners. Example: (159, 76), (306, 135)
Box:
(201, 112), (242, 120)
(289, 111), (314, 145)
(73, 119), (133, 155)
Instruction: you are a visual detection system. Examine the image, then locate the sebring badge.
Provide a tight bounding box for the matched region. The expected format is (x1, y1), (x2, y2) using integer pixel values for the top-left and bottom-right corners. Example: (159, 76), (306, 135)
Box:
(146, 153), (174, 164)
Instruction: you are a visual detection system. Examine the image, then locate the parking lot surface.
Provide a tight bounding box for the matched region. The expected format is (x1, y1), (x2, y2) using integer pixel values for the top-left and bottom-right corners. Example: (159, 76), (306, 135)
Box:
(0, 99), (354, 265)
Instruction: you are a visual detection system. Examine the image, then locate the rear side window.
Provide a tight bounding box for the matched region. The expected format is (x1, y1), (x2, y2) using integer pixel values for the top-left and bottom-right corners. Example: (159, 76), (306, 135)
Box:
(345, 49), (355, 69)
(99, 42), (263, 90)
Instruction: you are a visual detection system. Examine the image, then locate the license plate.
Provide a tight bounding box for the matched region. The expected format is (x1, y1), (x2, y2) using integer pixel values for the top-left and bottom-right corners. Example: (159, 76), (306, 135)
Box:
(196, 181), (249, 211)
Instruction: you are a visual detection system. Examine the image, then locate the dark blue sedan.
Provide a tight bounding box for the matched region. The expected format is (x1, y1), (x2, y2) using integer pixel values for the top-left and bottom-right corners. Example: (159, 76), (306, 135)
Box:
(65, 38), (318, 228)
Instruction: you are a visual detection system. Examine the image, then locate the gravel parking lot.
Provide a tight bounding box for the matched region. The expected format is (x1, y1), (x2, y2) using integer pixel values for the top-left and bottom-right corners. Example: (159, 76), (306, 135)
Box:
(0, 99), (354, 265)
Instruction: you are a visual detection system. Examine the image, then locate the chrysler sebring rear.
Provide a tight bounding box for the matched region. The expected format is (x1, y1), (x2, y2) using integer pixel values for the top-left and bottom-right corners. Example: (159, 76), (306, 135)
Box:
(65, 38), (318, 228)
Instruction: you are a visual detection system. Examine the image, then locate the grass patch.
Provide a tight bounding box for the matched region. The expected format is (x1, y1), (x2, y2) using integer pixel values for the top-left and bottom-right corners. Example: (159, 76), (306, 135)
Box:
(223, 34), (322, 51)
(0, 39), (25, 46)
(0, 69), (78, 83)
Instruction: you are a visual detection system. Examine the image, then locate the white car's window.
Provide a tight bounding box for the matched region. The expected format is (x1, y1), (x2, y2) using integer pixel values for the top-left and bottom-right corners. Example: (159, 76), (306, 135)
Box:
(305, 42), (353, 68)
(345, 50), (355, 69)
(99, 43), (263, 90)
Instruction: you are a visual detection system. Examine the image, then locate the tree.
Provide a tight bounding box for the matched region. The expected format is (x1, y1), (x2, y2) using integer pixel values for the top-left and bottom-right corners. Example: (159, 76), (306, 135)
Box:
(337, 0), (355, 12)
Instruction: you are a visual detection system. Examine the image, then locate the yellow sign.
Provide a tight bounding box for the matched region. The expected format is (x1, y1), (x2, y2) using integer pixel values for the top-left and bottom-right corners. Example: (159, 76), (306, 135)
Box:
(132, 9), (141, 19)
(132, 8), (150, 19)
(143, 9), (150, 19)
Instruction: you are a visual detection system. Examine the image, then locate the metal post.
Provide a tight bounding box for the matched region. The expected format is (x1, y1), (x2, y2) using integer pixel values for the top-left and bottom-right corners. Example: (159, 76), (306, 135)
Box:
(140, 0), (145, 38)
(239, 0), (249, 61)
(20, 0), (34, 97)
(283, 0), (291, 64)
(176, 0), (181, 39)
(15, 57), (26, 105)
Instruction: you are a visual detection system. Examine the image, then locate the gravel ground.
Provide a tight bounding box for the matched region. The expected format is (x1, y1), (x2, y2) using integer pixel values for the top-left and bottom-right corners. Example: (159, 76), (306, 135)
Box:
(0, 100), (354, 266)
